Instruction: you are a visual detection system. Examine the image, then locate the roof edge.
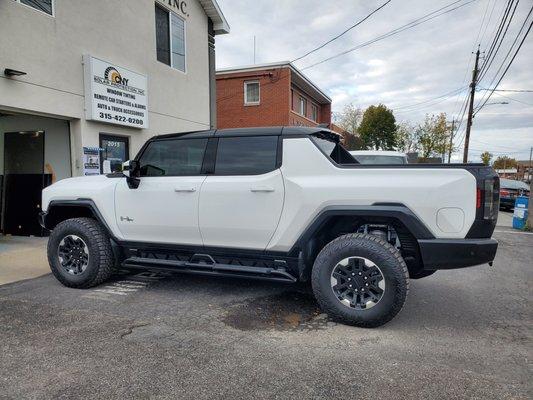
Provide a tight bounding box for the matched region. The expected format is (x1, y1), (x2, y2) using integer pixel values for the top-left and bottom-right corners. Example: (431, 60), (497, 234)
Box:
(216, 61), (331, 103)
(199, 0), (230, 34)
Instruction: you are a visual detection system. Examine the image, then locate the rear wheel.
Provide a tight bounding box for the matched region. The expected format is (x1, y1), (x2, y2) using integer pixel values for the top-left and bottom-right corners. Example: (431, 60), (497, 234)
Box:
(311, 233), (408, 328)
(47, 217), (114, 288)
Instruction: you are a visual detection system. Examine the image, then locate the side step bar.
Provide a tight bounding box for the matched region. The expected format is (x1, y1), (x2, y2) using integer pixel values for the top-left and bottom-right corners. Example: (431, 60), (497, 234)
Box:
(122, 256), (298, 283)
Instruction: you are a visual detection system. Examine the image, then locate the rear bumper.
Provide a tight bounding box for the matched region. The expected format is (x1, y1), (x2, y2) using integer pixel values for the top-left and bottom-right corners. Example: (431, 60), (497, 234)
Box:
(418, 238), (498, 270)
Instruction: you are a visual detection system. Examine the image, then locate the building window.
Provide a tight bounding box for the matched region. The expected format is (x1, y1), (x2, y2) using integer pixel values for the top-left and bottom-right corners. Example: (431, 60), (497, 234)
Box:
(155, 4), (186, 72)
(14, 0), (53, 16)
(311, 104), (318, 122)
(299, 97), (307, 116)
(244, 81), (260, 105)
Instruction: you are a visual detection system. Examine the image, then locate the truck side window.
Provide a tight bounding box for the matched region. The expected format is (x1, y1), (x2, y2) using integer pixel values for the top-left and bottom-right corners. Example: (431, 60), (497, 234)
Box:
(138, 138), (208, 176)
(311, 134), (358, 165)
(215, 136), (278, 175)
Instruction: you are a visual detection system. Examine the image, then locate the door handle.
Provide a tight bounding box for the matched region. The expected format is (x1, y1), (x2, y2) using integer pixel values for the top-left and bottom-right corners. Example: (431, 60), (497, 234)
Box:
(174, 187), (196, 193)
(250, 186), (275, 193)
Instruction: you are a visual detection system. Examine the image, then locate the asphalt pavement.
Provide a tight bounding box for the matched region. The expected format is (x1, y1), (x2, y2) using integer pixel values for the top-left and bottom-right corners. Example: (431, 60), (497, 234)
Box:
(0, 219), (532, 399)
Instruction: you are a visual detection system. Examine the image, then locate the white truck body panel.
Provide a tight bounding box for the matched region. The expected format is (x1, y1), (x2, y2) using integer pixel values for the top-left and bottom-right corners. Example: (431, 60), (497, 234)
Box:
(199, 169), (284, 249)
(114, 176), (206, 245)
(42, 136), (477, 251)
(266, 139), (476, 252)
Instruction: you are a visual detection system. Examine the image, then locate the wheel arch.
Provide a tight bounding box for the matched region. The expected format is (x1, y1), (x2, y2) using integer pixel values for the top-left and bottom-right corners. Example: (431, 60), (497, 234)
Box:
(41, 199), (113, 237)
(291, 204), (434, 281)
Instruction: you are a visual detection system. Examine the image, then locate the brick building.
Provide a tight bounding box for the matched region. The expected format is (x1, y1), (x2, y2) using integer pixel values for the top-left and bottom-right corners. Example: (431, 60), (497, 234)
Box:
(216, 61), (331, 129)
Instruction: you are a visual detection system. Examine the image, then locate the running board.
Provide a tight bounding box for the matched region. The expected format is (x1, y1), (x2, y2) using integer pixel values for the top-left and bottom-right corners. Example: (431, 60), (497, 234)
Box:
(122, 256), (297, 283)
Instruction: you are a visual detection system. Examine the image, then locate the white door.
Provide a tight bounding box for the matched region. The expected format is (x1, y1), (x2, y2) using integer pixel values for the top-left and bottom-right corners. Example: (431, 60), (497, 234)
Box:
(115, 137), (208, 245)
(199, 136), (284, 250)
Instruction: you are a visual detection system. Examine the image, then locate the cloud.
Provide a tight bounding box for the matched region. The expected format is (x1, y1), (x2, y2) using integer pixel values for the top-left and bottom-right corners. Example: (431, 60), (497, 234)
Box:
(216, 0), (533, 160)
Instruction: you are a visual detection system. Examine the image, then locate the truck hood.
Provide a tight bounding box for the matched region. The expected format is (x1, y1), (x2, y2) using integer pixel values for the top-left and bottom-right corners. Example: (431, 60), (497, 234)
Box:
(42, 174), (122, 212)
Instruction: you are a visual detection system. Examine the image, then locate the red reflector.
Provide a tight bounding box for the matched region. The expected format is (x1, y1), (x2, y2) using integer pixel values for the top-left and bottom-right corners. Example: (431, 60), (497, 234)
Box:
(476, 188), (482, 208)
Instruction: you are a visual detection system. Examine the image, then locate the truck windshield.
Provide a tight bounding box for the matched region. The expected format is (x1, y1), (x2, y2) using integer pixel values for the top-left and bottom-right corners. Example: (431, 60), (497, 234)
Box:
(311, 133), (358, 164)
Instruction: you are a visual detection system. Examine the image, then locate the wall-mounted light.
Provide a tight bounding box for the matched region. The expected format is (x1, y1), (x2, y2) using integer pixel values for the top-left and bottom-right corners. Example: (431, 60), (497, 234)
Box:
(4, 68), (27, 77)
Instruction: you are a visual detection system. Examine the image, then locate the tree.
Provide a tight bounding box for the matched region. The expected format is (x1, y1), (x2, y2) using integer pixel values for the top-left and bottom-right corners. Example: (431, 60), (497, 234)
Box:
(480, 151), (493, 166)
(343, 133), (365, 150)
(358, 104), (397, 150)
(417, 113), (451, 159)
(395, 121), (419, 153)
(493, 156), (517, 170)
(334, 103), (365, 150)
(334, 103), (363, 135)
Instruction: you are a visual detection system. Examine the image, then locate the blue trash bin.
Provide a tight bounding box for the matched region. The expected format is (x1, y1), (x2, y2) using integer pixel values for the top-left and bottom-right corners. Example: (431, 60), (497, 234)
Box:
(512, 196), (529, 229)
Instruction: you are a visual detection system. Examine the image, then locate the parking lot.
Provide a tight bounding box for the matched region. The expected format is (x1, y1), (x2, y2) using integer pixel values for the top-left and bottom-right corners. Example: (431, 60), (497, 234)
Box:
(1, 214), (532, 399)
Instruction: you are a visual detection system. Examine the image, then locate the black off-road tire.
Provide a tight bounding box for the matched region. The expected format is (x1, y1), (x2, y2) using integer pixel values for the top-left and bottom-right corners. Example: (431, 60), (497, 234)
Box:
(47, 217), (114, 288)
(311, 233), (409, 328)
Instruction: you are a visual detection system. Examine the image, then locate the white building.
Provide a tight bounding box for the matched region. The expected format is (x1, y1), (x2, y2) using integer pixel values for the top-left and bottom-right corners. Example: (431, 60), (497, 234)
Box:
(0, 0), (229, 235)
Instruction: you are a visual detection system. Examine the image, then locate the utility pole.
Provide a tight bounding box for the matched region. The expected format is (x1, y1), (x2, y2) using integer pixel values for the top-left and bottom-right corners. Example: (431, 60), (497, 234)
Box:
(253, 36), (256, 64)
(448, 118), (455, 163)
(527, 147), (533, 183)
(463, 47), (481, 163)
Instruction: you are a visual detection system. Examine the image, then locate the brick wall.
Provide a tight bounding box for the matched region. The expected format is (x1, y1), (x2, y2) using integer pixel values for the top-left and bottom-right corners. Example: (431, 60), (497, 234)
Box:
(216, 68), (291, 129)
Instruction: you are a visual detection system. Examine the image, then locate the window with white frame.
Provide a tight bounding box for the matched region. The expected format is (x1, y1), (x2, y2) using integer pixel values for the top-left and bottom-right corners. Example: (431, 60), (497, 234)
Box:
(311, 104), (318, 122)
(14, 0), (53, 15)
(244, 81), (260, 105)
(299, 97), (307, 116)
(155, 4), (186, 72)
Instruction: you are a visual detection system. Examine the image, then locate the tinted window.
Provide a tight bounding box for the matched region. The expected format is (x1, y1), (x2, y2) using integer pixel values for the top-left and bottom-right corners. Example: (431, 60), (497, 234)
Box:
(155, 6), (170, 66)
(139, 139), (207, 176)
(20, 0), (53, 15)
(312, 135), (358, 164)
(215, 136), (278, 175)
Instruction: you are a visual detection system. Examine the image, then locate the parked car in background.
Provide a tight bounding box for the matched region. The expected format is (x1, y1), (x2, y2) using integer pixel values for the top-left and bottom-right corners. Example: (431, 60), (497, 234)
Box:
(499, 178), (530, 211)
(349, 150), (408, 164)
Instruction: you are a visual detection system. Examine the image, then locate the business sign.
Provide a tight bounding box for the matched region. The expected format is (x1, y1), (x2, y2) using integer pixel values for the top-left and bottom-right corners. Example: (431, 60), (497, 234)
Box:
(83, 55), (148, 129)
(82, 147), (101, 176)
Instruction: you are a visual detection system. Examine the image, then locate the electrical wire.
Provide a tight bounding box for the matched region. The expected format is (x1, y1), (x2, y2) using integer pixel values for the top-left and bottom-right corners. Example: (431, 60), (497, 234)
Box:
(474, 9), (532, 115)
(477, 0), (520, 82)
(299, 0), (479, 71)
(291, 0), (393, 63)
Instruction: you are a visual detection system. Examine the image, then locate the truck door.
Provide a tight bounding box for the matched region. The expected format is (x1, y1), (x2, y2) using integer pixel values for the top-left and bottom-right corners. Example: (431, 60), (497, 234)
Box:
(115, 137), (208, 245)
(199, 135), (284, 250)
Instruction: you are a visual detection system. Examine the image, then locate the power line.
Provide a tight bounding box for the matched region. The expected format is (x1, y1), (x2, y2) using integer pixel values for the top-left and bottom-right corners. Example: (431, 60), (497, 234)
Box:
(477, 0), (514, 78)
(490, 91), (533, 106)
(477, 0), (520, 82)
(299, 0), (479, 71)
(480, 88), (533, 92)
(474, 4), (533, 111)
(291, 0), (393, 63)
(474, 11), (532, 115)
(391, 86), (467, 112)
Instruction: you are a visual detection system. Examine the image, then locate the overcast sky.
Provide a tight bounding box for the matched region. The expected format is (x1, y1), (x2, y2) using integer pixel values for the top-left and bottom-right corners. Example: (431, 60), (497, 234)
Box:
(215, 0), (532, 162)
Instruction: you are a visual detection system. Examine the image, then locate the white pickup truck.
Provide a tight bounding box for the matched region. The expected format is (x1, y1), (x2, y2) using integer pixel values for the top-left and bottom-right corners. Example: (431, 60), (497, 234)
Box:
(40, 127), (499, 327)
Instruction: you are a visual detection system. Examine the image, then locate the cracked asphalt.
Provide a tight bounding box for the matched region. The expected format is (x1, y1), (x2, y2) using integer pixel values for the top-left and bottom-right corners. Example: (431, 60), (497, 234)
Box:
(0, 229), (532, 399)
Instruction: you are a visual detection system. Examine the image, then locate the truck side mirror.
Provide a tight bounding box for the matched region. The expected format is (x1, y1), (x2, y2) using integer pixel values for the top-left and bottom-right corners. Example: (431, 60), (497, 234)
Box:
(122, 160), (140, 189)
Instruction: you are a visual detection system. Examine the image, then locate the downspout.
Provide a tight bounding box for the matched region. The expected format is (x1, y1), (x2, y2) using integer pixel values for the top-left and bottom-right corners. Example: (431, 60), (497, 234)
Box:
(208, 18), (216, 129)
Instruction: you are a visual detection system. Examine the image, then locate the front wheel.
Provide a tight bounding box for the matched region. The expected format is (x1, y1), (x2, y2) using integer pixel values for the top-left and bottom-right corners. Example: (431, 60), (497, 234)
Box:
(47, 217), (114, 288)
(311, 233), (409, 328)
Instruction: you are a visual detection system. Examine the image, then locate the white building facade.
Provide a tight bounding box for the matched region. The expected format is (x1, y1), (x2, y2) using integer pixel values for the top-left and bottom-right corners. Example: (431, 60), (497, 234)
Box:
(0, 0), (229, 235)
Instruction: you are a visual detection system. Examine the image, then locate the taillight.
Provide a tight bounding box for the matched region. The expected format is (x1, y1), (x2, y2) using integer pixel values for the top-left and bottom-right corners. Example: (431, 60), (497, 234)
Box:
(476, 188), (482, 209)
(499, 189), (509, 197)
